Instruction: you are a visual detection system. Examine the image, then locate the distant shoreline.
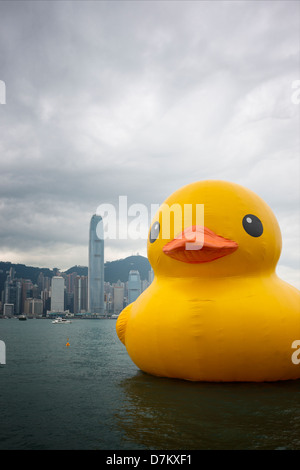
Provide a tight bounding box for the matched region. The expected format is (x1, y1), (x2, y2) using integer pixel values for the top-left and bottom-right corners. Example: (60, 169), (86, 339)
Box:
(0, 316), (118, 320)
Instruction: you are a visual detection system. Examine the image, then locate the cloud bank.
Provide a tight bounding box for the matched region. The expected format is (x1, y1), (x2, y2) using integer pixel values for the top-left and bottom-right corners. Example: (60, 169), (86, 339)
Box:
(0, 1), (299, 287)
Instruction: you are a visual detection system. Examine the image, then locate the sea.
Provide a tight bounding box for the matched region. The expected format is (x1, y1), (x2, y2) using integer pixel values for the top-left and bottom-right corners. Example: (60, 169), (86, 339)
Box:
(0, 318), (299, 451)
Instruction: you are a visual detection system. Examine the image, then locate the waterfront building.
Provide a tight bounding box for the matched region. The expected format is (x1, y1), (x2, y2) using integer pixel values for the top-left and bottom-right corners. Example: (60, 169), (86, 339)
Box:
(41, 288), (50, 314)
(74, 275), (88, 313)
(4, 269), (22, 315)
(9, 280), (22, 314)
(66, 272), (78, 294)
(43, 276), (51, 292)
(3, 303), (14, 317)
(50, 276), (65, 312)
(128, 270), (141, 304)
(88, 214), (104, 314)
(113, 281), (124, 314)
(24, 298), (43, 316)
(104, 292), (113, 314)
(65, 292), (74, 313)
(21, 279), (33, 313)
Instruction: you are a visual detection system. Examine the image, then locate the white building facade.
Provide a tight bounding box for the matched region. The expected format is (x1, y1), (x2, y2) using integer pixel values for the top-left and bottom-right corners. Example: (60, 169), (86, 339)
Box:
(51, 276), (65, 312)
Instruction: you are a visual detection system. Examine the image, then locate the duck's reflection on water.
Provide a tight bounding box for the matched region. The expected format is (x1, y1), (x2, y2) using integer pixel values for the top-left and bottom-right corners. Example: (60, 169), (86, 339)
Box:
(114, 372), (300, 450)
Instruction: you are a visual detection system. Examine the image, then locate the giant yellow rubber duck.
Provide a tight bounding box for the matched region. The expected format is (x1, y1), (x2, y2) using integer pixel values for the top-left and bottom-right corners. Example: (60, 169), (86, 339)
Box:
(116, 180), (300, 382)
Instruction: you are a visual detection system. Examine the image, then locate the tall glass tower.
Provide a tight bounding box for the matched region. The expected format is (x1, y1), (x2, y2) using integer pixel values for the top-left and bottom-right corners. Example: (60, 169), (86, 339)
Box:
(128, 270), (141, 304)
(88, 214), (104, 314)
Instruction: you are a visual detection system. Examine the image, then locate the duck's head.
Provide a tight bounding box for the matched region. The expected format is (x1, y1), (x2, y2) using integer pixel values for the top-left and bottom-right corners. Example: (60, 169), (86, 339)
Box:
(147, 180), (282, 278)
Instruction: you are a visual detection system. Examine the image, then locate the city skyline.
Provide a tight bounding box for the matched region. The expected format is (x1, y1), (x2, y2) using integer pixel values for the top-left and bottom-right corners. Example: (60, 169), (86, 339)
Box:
(0, 1), (299, 289)
(1, 257), (153, 317)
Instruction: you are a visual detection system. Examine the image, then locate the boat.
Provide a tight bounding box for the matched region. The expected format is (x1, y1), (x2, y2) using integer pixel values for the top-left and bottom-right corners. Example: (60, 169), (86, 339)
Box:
(19, 315), (27, 321)
(52, 317), (72, 324)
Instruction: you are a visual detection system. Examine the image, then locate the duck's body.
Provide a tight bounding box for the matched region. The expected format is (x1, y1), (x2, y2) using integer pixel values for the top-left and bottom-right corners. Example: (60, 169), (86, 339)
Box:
(118, 275), (299, 381)
(116, 180), (300, 382)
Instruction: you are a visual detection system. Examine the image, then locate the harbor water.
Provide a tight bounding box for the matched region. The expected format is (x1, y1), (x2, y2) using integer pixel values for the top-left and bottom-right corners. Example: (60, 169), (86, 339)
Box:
(0, 318), (299, 450)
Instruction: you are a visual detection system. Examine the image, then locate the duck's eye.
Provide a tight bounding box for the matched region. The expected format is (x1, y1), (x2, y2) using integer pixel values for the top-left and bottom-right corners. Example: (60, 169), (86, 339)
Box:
(149, 221), (160, 243)
(242, 214), (263, 237)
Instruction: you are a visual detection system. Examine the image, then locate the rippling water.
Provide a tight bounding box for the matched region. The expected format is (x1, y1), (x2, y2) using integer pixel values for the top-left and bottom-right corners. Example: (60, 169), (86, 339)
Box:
(0, 319), (299, 450)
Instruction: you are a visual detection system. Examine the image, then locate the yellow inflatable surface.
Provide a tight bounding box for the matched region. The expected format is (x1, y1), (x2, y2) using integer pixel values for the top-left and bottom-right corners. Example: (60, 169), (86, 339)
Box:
(116, 180), (300, 381)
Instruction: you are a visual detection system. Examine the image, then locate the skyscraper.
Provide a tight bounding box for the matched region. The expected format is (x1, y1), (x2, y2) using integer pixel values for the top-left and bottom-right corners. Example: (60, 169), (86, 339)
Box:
(74, 275), (88, 313)
(51, 276), (65, 312)
(4, 268), (22, 315)
(113, 281), (124, 314)
(88, 214), (104, 314)
(128, 270), (141, 304)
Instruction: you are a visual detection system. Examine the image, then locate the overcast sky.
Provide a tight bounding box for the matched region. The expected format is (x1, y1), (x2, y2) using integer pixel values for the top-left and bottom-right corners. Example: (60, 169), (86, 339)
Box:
(0, 0), (299, 287)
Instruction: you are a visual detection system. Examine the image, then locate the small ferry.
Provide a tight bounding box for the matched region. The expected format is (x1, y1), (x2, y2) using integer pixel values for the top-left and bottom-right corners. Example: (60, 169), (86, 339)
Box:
(52, 317), (72, 324)
(19, 315), (27, 321)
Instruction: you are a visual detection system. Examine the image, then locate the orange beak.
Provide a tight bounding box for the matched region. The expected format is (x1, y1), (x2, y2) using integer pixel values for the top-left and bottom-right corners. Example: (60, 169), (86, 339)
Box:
(162, 225), (238, 264)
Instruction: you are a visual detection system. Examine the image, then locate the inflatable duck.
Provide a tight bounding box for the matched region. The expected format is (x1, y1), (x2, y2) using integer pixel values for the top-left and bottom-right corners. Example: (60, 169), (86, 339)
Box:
(116, 180), (300, 382)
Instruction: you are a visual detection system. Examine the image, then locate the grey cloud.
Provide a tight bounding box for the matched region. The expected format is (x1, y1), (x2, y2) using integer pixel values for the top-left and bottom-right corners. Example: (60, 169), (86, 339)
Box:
(0, 0), (299, 286)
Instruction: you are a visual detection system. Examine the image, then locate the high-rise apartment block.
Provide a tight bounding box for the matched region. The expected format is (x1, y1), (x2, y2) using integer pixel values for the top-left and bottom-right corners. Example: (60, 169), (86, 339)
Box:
(50, 276), (65, 312)
(74, 275), (88, 313)
(113, 281), (125, 314)
(3, 268), (22, 315)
